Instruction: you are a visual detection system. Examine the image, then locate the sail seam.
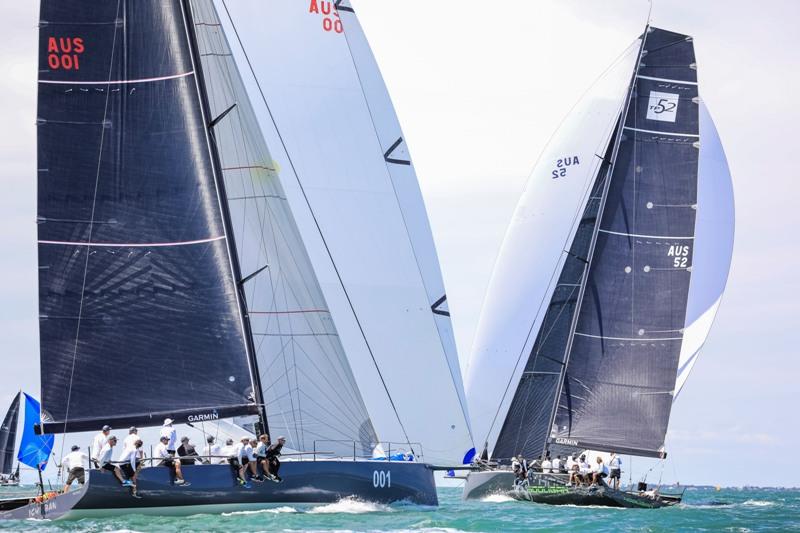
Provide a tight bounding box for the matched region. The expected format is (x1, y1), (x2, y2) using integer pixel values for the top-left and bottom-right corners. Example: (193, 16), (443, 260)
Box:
(598, 229), (694, 240)
(624, 126), (699, 138)
(39, 71), (194, 86)
(574, 332), (683, 341)
(38, 235), (225, 248)
(636, 74), (697, 85)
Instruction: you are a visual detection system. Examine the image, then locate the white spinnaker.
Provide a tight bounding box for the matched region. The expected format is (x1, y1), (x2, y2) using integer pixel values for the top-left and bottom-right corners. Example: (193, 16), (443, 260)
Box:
(334, 0), (472, 444)
(465, 45), (640, 457)
(216, 0), (473, 464)
(675, 102), (735, 397)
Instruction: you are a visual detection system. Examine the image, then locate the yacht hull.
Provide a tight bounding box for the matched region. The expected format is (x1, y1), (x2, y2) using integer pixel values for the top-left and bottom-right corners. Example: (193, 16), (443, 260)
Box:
(0, 460), (437, 519)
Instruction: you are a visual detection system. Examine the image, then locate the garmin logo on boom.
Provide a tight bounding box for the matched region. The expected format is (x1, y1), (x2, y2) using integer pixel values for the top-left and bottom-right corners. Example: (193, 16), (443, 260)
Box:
(187, 412), (219, 423)
(555, 438), (579, 447)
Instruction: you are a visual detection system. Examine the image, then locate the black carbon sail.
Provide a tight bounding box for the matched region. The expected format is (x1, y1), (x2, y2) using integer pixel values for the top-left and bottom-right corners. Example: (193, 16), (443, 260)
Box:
(0, 393), (20, 475)
(550, 27), (699, 458)
(492, 123), (620, 460)
(37, 1), (260, 433)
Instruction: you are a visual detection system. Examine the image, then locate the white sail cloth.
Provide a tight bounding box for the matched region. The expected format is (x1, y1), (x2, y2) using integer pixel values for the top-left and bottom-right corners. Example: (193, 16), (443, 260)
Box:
(214, 0), (473, 465)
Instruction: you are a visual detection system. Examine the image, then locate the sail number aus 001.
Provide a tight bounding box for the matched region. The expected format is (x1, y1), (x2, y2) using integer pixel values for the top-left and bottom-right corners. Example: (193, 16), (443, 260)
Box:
(372, 470), (391, 488)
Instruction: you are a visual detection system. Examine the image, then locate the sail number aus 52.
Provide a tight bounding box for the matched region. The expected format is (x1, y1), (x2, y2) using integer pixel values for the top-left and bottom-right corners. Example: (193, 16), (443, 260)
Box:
(667, 245), (690, 268)
(373, 470), (391, 488)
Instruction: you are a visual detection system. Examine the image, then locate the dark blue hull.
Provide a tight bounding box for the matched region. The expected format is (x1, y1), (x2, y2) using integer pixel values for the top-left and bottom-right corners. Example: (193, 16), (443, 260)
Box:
(0, 461), (437, 519)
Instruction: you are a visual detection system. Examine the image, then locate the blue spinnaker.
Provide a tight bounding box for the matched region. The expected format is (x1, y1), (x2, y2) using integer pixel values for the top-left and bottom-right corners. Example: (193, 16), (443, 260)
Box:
(17, 394), (53, 471)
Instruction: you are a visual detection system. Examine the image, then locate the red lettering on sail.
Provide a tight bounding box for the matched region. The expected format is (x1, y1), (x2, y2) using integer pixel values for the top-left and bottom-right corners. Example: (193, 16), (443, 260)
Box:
(46, 36), (86, 71)
(308, 1), (344, 34)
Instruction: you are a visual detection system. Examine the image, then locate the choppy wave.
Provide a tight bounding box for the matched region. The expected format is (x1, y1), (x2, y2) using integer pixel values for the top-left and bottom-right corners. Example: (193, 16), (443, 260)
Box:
(308, 498), (392, 514)
(221, 506), (298, 516)
(742, 499), (775, 507)
(481, 494), (515, 503)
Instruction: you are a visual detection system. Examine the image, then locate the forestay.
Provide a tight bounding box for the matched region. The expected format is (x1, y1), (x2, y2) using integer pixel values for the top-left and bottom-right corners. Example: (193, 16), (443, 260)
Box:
(215, 0), (473, 464)
(189, 0), (378, 457)
(37, 0), (259, 433)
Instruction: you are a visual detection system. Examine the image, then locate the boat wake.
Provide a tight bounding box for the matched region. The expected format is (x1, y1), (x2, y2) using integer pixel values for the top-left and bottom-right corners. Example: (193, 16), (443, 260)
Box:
(742, 500), (775, 507)
(308, 497), (392, 514)
(221, 506), (299, 516)
(481, 494), (515, 503)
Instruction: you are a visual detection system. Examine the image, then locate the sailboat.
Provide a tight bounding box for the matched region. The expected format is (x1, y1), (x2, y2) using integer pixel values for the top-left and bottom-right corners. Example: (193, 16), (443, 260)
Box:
(462, 26), (734, 508)
(0, 0), (469, 519)
(0, 393), (21, 487)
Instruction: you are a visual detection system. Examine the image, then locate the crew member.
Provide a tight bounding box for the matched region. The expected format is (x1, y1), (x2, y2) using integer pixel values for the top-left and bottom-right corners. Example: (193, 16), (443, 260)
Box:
(155, 435), (186, 485)
(97, 436), (130, 486)
(60, 445), (88, 493)
(202, 435), (223, 464)
(160, 418), (177, 455)
(178, 436), (200, 466)
(90, 425), (111, 468)
(119, 439), (144, 483)
(541, 455), (552, 474)
(122, 427), (139, 454)
(578, 454), (591, 486)
(609, 453), (622, 490)
(255, 434), (271, 479)
(229, 437), (251, 486)
(591, 456), (609, 486)
(552, 455), (563, 474)
(265, 436), (285, 482)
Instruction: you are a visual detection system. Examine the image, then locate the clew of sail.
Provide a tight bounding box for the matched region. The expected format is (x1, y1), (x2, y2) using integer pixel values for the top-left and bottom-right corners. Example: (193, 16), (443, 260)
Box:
(189, 0), (378, 458)
(214, 0), (473, 464)
(37, 1), (260, 434)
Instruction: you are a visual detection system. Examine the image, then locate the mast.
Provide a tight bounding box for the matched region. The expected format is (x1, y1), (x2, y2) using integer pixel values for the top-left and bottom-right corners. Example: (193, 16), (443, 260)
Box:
(181, 0), (269, 436)
(541, 26), (651, 458)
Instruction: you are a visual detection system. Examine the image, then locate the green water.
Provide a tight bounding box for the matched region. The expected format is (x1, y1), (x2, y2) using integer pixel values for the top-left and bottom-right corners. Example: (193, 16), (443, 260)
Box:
(0, 487), (796, 532)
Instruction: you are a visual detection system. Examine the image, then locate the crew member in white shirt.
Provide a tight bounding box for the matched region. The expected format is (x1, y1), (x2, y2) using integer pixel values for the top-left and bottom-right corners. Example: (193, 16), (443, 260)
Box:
(155, 435), (186, 485)
(97, 436), (130, 486)
(202, 435), (223, 464)
(90, 425), (111, 468)
(60, 445), (88, 493)
(541, 456), (552, 474)
(119, 439), (144, 483)
(552, 455), (563, 474)
(229, 436), (252, 486)
(122, 427), (139, 453)
(591, 456), (609, 486)
(160, 418), (177, 455)
(609, 453), (622, 490)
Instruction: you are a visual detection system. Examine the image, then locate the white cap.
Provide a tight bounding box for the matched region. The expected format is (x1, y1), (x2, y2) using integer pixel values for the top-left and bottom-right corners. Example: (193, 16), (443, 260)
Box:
(163, 418), (174, 426)
(241, 435), (251, 441)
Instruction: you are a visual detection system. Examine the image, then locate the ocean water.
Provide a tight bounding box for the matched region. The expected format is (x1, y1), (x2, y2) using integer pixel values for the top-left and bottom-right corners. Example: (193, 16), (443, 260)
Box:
(0, 486), (797, 532)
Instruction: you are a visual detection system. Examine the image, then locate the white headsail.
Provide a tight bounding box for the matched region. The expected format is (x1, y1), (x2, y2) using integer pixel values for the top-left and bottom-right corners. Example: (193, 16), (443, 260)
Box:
(214, 0), (473, 464)
(465, 46), (640, 457)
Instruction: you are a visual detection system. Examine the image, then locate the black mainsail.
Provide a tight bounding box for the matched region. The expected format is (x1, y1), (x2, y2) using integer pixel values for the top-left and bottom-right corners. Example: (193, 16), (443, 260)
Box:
(37, 1), (260, 433)
(550, 28), (699, 458)
(486, 27), (700, 461)
(0, 393), (20, 475)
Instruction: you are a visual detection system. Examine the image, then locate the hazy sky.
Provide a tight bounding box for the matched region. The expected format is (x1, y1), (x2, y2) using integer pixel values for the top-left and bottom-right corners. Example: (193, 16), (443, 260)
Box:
(0, 1), (796, 487)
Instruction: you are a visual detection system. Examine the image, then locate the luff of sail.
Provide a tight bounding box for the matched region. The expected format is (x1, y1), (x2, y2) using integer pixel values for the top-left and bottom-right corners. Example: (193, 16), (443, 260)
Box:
(215, 0), (474, 464)
(551, 27), (700, 458)
(189, 0), (379, 457)
(37, 1), (259, 433)
(0, 393), (20, 475)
